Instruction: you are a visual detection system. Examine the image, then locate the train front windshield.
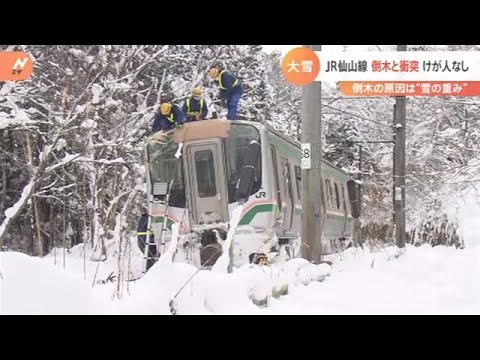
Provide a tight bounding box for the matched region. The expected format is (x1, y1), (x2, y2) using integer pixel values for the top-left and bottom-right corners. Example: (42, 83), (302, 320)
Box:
(146, 133), (186, 207)
(145, 123), (261, 208)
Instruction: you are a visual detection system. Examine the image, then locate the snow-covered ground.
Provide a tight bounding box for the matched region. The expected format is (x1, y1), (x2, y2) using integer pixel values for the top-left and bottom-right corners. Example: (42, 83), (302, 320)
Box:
(1, 197), (479, 315)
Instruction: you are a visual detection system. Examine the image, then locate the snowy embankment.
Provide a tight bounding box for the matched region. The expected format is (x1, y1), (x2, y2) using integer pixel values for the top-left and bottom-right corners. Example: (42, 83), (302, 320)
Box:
(263, 244), (480, 315)
(0, 244), (330, 315)
(0, 251), (111, 314)
(1, 194), (479, 314)
(2, 242), (479, 314)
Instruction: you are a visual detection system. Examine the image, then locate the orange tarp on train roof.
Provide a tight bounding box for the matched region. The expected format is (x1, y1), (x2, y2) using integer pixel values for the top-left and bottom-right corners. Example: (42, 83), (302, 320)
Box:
(173, 119), (232, 143)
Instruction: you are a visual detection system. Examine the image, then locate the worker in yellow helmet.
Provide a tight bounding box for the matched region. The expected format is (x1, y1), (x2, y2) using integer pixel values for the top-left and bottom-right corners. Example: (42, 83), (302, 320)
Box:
(209, 65), (243, 120)
(151, 102), (186, 133)
(182, 87), (209, 122)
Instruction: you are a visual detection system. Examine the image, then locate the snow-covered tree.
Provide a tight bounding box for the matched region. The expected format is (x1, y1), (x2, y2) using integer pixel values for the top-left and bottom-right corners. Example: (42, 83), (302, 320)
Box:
(2, 44), (478, 259)
(263, 50), (301, 138)
(0, 45), (279, 257)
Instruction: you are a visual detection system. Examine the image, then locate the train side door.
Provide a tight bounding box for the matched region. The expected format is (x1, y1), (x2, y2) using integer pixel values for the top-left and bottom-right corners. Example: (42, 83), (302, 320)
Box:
(184, 139), (228, 226)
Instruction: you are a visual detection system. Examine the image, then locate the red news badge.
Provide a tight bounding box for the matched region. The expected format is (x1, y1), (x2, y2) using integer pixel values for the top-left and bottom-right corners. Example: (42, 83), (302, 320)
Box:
(0, 51), (34, 81)
(282, 47), (320, 86)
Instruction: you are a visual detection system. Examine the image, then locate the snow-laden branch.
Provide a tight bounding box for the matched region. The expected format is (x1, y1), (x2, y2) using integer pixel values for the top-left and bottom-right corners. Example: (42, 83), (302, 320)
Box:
(44, 153), (83, 173)
(0, 180), (35, 246)
(77, 157), (129, 165)
(34, 194), (65, 203)
(111, 46), (170, 85)
(35, 182), (77, 197)
(106, 190), (133, 217)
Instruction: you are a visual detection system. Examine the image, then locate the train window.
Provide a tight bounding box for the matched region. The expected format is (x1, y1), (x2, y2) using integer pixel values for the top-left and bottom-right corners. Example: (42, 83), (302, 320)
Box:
(283, 158), (293, 203)
(225, 124), (262, 204)
(334, 182), (341, 211)
(341, 184), (349, 215)
(194, 150), (217, 197)
(146, 135), (186, 207)
(325, 179), (332, 208)
(270, 146), (281, 209)
(294, 165), (301, 199)
(331, 182), (339, 210)
(325, 179), (339, 210)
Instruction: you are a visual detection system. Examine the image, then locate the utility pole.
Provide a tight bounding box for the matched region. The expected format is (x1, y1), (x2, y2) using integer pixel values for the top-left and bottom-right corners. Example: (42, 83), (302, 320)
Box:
(394, 45), (407, 248)
(354, 144), (362, 249)
(392, 104), (396, 229)
(358, 145), (362, 210)
(301, 45), (323, 264)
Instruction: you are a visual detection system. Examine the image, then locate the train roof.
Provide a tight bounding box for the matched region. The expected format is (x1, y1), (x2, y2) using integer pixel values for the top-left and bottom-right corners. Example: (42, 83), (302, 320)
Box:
(146, 119), (349, 176)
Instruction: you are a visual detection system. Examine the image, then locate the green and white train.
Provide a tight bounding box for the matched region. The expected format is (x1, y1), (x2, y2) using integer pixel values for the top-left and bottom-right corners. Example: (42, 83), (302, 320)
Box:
(144, 119), (360, 268)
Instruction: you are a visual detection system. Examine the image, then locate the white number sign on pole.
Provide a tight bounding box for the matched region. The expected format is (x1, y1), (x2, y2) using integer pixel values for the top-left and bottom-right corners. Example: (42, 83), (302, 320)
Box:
(301, 143), (311, 169)
(395, 186), (402, 201)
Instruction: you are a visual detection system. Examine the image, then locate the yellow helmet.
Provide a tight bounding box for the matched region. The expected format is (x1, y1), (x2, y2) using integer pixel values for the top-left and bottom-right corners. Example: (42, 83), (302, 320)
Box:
(160, 103), (172, 115)
(192, 87), (203, 97)
(209, 68), (219, 79)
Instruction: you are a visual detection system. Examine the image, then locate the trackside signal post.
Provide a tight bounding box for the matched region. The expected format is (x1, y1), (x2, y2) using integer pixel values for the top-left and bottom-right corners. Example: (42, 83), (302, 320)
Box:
(301, 45), (323, 263)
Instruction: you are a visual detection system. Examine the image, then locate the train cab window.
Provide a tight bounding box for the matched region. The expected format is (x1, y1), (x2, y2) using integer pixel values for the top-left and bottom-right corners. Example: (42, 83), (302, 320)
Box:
(194, 150), (217, 197)
(225, 124), (262, 204)
(146, 134), (186, 207)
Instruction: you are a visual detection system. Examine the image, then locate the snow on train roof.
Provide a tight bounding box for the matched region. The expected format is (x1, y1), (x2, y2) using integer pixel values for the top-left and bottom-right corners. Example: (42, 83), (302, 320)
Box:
(173, 119), (232, 143)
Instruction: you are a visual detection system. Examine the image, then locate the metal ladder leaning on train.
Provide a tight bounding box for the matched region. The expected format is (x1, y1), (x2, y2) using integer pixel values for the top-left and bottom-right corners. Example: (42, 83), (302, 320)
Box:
(137, 65), (361, 275)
